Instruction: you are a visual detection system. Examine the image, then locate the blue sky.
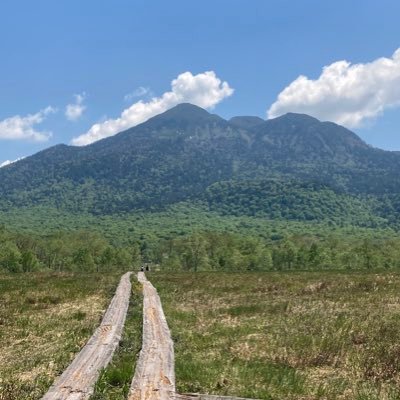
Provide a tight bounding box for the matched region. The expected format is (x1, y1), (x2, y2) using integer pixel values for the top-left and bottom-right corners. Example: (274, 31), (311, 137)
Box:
(1, 0), (400, 164)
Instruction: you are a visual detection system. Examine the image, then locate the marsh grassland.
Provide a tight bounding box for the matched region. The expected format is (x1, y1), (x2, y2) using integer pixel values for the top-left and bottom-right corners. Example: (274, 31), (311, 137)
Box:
(152, 271), (400, 400)
(0, 272), (121, 400)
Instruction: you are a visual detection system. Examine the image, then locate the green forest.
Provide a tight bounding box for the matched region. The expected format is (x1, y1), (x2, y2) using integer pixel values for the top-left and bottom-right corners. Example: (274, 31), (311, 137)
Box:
(2, 218), (400, 273)
(0, 226), (140, 273)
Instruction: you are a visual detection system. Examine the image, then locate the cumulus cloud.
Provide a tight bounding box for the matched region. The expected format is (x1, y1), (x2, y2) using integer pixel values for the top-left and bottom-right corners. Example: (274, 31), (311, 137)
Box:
(0, 107), (56, 141)
(124, 86), (153, 102)
(65, 93), (86, 121)
(72, 71), (234, 146)
(0, 157), (25, 168)
(267, 48), (400, 128)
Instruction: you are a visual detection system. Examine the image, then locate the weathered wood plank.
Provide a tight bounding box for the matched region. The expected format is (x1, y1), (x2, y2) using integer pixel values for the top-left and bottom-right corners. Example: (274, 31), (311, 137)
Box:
(175, 394), (259, 400)
(41, 271), (132, 400)
(128, 272), (175, 400)
(130, 273), (259, 400)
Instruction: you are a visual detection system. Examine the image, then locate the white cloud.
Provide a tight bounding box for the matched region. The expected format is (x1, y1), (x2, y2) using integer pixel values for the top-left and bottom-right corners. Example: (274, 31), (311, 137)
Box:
(65, 93), (86, 121)
(0, 107), (55, 141)
(267, 48), (400, 128)
(0, 157), (25, 168)
(72, 71), (234, 146)
(124, 86), (153, 102)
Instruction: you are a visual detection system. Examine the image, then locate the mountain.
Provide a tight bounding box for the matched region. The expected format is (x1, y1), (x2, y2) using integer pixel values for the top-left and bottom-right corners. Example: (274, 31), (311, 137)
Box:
(1, 103), (400, 227)
(229, 116), (265, 130)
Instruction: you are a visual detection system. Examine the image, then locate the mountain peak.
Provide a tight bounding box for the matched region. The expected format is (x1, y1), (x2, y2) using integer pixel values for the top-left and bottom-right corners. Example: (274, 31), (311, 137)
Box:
(255, 112), (368, 156)
(140, 103), (225, 130)
(273, 112), (321, 124)
(167, 102), (209, 114)
(155, 103), (217, 120)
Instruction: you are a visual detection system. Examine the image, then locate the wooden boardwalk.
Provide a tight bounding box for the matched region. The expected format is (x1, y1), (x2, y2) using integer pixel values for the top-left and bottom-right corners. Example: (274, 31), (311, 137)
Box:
(129, 273), (255, 400)
(175, 394), (258, 400)
(41, 271), (256, 400)
(128, 272), (175, 400)
(41, 272), (132, 400)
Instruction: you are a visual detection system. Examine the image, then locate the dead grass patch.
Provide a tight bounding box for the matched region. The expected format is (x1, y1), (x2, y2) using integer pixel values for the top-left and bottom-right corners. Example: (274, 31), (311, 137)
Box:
(0, 272), (120, 399)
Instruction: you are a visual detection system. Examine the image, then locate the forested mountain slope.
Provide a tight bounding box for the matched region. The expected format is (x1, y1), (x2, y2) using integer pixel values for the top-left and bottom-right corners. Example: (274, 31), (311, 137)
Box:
(1, 103), (400, 226)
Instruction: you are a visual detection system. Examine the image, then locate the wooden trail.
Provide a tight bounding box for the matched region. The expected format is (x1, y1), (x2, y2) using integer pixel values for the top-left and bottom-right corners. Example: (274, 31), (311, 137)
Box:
(41, 270), (256, 400)
(42, 272), (132, 400)
(131, 273), (258, 400)
(175, 395), (258, 400)
(128, 271), (175, 400)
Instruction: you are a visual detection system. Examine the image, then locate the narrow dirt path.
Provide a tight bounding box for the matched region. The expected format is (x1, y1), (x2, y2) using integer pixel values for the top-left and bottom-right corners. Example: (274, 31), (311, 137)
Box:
(128, 272), (175, 400)
(42, 271), (132, 400)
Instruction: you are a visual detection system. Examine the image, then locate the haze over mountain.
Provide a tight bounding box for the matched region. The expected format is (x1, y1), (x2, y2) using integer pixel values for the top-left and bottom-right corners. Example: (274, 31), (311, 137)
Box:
(1, 103), (400, 227)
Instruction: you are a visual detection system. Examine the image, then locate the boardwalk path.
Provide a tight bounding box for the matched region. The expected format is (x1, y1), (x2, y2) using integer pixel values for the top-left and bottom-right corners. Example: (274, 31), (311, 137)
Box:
(128, 272), (175, 400)
(42, 271), (255, 400)
(131, 274), (256, 400)
(42, 272), (132, 400)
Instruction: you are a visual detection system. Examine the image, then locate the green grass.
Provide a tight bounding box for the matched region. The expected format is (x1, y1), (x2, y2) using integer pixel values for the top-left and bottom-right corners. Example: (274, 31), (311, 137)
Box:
(151, 271), (400, 400)
(91, 277), (143, 399)
(0, 272), (121, 399)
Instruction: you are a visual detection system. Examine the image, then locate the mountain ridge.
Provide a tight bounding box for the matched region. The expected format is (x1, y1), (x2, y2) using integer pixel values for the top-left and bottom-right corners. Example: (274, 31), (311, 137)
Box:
(1, 103), (400, 227)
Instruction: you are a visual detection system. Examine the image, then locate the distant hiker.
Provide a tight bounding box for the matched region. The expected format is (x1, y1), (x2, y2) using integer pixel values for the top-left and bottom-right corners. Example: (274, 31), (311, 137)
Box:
(146, 265), (150, 272)
(141, 266), (144, 272)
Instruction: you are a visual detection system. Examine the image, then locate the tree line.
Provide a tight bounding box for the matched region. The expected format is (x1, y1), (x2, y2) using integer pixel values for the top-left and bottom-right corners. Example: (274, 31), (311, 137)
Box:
(152, 232), (400, 272)
(2, 225), (400, 273)
(0, 226), (141, 273)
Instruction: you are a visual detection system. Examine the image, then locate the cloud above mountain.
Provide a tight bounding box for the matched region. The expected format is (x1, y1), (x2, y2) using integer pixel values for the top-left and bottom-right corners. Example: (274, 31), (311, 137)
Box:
(65, 93), (86, 121)
(72, 71), (234, 146)
(0, 106), (56, 141)
(267, 48), (400, 128)
(0, 157), (25, 168)
(124, 86), (153, 102)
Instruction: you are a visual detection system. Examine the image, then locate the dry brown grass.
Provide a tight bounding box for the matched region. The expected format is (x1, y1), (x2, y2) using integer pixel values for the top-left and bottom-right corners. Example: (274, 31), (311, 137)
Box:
(152, 271), (400, 400)
(0, 272), (121, 400)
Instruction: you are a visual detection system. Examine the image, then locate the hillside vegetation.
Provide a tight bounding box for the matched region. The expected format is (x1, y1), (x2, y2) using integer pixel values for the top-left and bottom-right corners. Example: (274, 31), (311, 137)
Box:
(1, 104), (400, 229)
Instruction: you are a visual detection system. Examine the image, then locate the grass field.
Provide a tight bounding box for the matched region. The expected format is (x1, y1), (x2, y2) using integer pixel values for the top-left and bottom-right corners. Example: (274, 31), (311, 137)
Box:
(151, 271), (400, 400)
(0, 272), (121, 400)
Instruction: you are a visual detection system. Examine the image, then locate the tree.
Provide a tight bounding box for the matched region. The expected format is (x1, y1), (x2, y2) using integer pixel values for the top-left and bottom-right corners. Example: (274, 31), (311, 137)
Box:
(0, 242), (22, 272)
(114, 248), (132, 269)
(21, 250), (40, 272)
(73, 248), (95, 272)
(99, 247), (115, 271)
(182, 233), (208, 271)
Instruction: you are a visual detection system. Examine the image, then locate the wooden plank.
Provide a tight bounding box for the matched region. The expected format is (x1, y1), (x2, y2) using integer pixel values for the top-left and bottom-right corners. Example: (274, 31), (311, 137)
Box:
(129, 273), (258, 400)
(175, 394), (259, 400)
(128, 272), (175, 400)
(41, 271), (132, 400)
